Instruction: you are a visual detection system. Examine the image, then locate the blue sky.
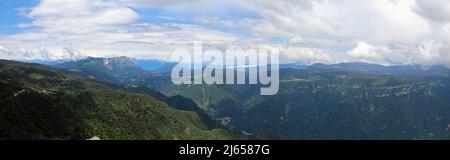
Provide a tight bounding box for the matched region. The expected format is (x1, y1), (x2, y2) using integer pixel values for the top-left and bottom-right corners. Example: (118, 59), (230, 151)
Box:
(0, 0), (256, 35)
(1, 0), (450, 66)
(0, 0), (39, 34)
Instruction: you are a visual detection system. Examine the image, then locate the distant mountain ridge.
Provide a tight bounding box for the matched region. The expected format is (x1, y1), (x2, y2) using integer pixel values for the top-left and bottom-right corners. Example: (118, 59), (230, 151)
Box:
(308, 62), (450, 75)
(55, 56), (142, 71)
(130, 58), (169, 72)
(52, 56), (151, 83)
(21, 54), (450, 76)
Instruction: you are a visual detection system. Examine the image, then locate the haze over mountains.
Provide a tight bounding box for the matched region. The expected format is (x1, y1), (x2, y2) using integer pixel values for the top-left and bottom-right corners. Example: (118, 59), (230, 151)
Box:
(3, 56), (445, 140)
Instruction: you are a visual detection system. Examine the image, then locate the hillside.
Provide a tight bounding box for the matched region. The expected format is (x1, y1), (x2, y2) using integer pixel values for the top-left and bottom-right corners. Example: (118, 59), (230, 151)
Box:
(0, 60), (235, 140)
(239, 69), (450, 139)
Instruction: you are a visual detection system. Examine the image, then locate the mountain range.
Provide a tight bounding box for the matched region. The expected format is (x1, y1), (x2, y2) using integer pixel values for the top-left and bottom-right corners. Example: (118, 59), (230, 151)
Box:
(1, 56), (450, 139)
(0, 59), (239, 140)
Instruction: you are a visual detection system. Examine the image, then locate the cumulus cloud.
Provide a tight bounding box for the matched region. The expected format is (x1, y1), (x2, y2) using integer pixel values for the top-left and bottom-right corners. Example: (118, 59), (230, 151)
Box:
(347, 42), (392, 65)
(415, 41), (450, 66)
(345, 41), (450, 67)
(280, 47), (335, 64)
(0, 0), (242, 61)
(241, 0), (432, 45)
(27, 0), (139, 34)
(239, 0), (450, 66)
(0, 45), (53, 60)
(0, 45), (10, 53)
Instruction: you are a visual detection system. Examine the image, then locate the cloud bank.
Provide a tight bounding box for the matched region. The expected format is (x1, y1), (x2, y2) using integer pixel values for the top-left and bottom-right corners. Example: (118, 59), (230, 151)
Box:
(1, 0), (450, 66)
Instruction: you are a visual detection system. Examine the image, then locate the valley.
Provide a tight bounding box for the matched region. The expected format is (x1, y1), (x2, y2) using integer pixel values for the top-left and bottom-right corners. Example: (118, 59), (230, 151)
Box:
(45, 57), (450, 139)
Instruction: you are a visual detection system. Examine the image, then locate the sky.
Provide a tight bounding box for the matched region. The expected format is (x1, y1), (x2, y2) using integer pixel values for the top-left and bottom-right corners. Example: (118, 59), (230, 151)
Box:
(1, 0), (450, 66)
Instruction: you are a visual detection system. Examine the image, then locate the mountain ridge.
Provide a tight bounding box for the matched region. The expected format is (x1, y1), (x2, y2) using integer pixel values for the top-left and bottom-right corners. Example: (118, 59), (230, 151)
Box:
(0, 59), (236, 140)
(49, 57), (450, 139)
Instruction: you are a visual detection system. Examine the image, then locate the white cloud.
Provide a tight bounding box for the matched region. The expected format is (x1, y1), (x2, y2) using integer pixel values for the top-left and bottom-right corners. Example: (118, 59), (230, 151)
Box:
(27, 0), (139, 34)
(0, 0), (242, 61)
(0, 45), (48, 60)
(347, 42), (392, 65)
(2, 0), (450, 66)
(236, 0), (450, 65)
(241, 0), (432, 45)
(118, 0), (239, 14)
(280, 47), (335, 64)
(0, 45), (10, 53)
(345, 41), (450, 67)
(415, 41), (450, 66)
